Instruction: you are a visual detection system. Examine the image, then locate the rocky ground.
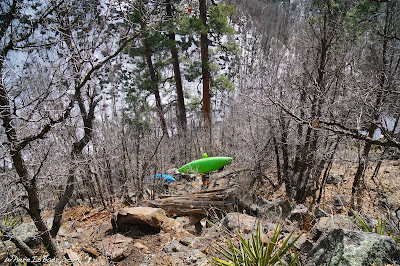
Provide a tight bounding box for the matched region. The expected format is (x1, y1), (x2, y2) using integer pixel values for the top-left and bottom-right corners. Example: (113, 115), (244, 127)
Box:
(1, 158), (399, 265)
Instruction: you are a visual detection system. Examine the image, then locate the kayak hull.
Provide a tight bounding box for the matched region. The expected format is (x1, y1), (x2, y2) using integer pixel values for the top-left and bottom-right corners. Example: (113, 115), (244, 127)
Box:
(178, 157), (232, 174)
(150, 174), (176, 183)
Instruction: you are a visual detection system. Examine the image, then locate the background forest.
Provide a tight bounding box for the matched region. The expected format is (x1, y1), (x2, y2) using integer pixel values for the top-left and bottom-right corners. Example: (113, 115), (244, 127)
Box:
(0, 0), (399, 260)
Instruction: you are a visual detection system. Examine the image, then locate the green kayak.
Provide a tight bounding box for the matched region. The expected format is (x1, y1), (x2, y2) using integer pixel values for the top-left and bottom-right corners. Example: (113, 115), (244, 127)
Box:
(178, 156), (233, 174)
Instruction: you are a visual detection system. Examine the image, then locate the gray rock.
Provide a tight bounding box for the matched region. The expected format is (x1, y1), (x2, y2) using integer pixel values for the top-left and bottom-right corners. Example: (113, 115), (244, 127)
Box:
(96, 233), (133, 262)
(333, 195), (349, 213)
(180, 237), (200, 247)
(379, 190), (400, 211)
(140, 249), (208, 266)
(305, 229), (400, 266)
(288, 204), (311, 224)
(113, 207), (167, 233)
(312, 215), (357, 241)
(222, 212), (258, 233)
(327, 173), (345, 185)
(259, 199), (292, 219)
(315, 207), (329, 218)
(162, 240), (183, 253)
(13, 222), (38, 240)
(5, 220), (54, 249)
(294, 235), (314, 253)
(263, 222), (279, 232)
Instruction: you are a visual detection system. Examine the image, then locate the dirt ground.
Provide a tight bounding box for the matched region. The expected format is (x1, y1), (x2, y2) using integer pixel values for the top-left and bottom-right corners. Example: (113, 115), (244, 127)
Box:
(253, 146), (400, 218)
(9, 148), (400, 265)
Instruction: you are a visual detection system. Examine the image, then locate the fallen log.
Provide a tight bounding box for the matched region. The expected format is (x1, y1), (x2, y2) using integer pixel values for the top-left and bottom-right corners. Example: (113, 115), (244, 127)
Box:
(145, 186), (242, 218)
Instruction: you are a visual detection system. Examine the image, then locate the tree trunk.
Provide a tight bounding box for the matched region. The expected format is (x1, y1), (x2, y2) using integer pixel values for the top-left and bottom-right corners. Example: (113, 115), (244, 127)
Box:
(166, 0), (187, 133)
(0, 88), (60, 258)
(105, 156), (115, 205)
(142, 39), (169, 137)
(199, 0), (211, 138)
(351, 2), (389, 209)
(351, 127), (376, 209)
(279, 116), (291, 195)
(294, 126), (313, 203)
(91, 165), (107, 209)
(273, 136), (282, 184)
(50, 150), (81, 237)
(51, 92), (98, 237)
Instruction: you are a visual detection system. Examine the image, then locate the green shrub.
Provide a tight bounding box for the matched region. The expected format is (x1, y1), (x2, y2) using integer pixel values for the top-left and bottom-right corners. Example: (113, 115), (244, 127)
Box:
(211, 221), (301, 266)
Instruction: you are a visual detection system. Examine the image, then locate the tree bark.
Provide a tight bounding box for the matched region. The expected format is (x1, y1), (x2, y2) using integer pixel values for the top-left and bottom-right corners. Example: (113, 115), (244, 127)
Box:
(279, 117), (291, 195)
(166, 0), (187, 133)
(142, 39), (169, 137)
(199, 0), (211, 138)
(51, 91), (99, 237)
(273, 136), (282, 184)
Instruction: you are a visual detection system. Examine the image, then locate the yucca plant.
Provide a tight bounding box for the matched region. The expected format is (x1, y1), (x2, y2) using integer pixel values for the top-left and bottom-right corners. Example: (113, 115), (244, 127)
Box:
(350, 210), (373, 233)
(350, 210), (386, 234)
(2, 215), (19, 229)
(211, 221), (301, 266)
(0, 215), (19, 237)
(350, 210), (400, 243)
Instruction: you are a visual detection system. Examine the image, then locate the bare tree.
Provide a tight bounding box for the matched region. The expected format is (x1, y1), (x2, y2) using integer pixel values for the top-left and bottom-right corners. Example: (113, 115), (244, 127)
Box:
(0, 0), (73, 257)
(50, 0), (149, 237)
(0, 0), (147, 257)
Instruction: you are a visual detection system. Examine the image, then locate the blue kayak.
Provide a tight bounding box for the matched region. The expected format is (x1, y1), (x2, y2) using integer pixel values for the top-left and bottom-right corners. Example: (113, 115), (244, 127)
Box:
(150, 174), (176, 183)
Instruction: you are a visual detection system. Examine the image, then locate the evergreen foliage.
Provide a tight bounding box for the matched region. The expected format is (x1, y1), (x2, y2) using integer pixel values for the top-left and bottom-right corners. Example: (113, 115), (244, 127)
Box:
(121, 0), (237, 127)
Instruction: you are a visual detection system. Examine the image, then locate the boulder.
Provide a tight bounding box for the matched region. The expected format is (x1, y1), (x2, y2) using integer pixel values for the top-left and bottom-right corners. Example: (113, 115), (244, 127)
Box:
(162, 240), (183, 253)
(294, 235), (314, 253)
(140, 249), (208, 266)
(315, 207), (329, 218)
(259, 198), (292, 218)
(96, 233), (133, 262)
(312, 215), (356, 241)
(288, 204), (314, 230)
(222, 213), (258, 233)
(305, 229), (400, 266)
(113, 207), (167, 233)
(333, 195), (349, 213)
(13, 221), (41, 245)
(1, 219), (54, 254)
(379, 190), (400, 211)
(162, 217), (186, 234)
(326, 173), (344, 185)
